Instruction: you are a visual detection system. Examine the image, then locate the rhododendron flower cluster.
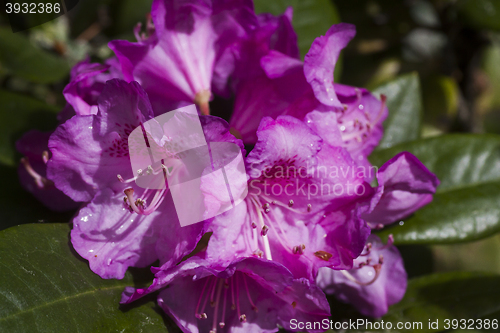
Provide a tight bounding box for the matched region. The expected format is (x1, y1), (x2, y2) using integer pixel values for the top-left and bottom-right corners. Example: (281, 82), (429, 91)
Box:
(17, 0), (439, 332)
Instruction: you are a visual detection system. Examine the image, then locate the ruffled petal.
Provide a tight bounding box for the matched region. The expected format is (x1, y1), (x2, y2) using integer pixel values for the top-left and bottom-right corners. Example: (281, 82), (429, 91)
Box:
(16, 130), (78, 211)
(122, 257), (330, 333)
(47, 79), (154, 202)
(316, 235), (407, 317)
(362, 152), (440, 225)
(304, 23), (356, 108)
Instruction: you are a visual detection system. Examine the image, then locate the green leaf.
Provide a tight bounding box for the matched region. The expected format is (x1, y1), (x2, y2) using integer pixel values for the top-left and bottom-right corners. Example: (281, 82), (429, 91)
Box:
(384, 272), (500, 332)
(371, 134), (500, 244)
(0, 28), (69, 83)
(374, 73), (423, 149)
(457, 0), (500, 32)
(112, 0), (154, 36)
(0, 224), (169, 333)
(253, 0), (341, 59)
(0, 89), (59, 166)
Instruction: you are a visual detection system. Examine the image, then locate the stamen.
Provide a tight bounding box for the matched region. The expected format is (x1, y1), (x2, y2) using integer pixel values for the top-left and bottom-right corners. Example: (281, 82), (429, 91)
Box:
(117, 174), (138, 184)
(140, 189), (166, 215)
(314, 250), (333, 261)
(220, 280), (228, 329)
(195, 277), (211, 319)
(250, 198), (272, 260)
(42, 151), (49, 164)
(199, 277), (215, 319)
(230, 278), (236, 311)
(211, 279), (224, 333)
(258, 194), (306, 215)
(261, 225), (269, 236)
(341, 264), (382, 286)
(252, 249), (263, 258)
(243, 274), (258, 312)
(236, 274), (246, 322)
(124, 188), (143, 214)
(360, 242), (372, 256)
(20, 157), (53, 189)
(375, 234), (394, 251)
(210, 276), (218, 307)
(293, 244), (306, 255)
(307, 204), (312, 212)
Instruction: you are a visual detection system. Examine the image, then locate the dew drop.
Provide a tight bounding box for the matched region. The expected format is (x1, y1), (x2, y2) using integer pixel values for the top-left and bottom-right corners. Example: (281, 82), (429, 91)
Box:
(399, 221), (404, 226)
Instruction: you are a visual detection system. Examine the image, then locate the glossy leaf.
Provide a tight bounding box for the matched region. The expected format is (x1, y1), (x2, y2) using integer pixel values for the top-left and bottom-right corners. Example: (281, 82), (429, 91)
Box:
(374, 73), (423, 149)
(0, 28), (69, 83)
(0, 89), (59, 166)
(371, 134), (500, 244)
(384, 272), (500, 332)
(0, 223), (168, 333)
(253, 0), (341, 59)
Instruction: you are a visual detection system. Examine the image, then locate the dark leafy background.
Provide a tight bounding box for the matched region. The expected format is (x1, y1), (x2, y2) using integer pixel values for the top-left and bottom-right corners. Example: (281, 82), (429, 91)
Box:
(1, 0), (500, 332)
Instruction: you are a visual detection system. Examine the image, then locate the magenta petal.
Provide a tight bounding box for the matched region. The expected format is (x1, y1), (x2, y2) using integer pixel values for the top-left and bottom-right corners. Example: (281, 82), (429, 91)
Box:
(317, 235), (407, 317)
(47, 79), (153, 202)
(205, 202), (254, 265)
(334, 83), (388, 174)
(123, 257), (330, 333)
(63, 58), (123, 116)
(71, 186), (162, 279)
(110, 0), (255, 108)
(246, 115), (322, 177)
(16, 130), (78, 211)
(304, 23), (356, 108)
(63, 61), (108, 116)
(362, 152), (440, 225)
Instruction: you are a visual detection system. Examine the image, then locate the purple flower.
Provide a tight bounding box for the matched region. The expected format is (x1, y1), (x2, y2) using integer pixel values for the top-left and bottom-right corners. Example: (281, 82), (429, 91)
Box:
(303, 23), (356, 108)
(121, 256), (330, 333)
(62, 57), (123, 119)
(204, 115), (372, 281)
(361, 152), (440, 227)
(227, 9), (306, 142)
(15, 58), (124, 212)
(16, 130), (78, 211)
(48, 79), (154, 202)
(227, 23), (388, 174)
(316, 235), (407, 317)
(217, 7), (299, 95)
(49, 78), (250, 279)
(109, 0), (256, 115)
